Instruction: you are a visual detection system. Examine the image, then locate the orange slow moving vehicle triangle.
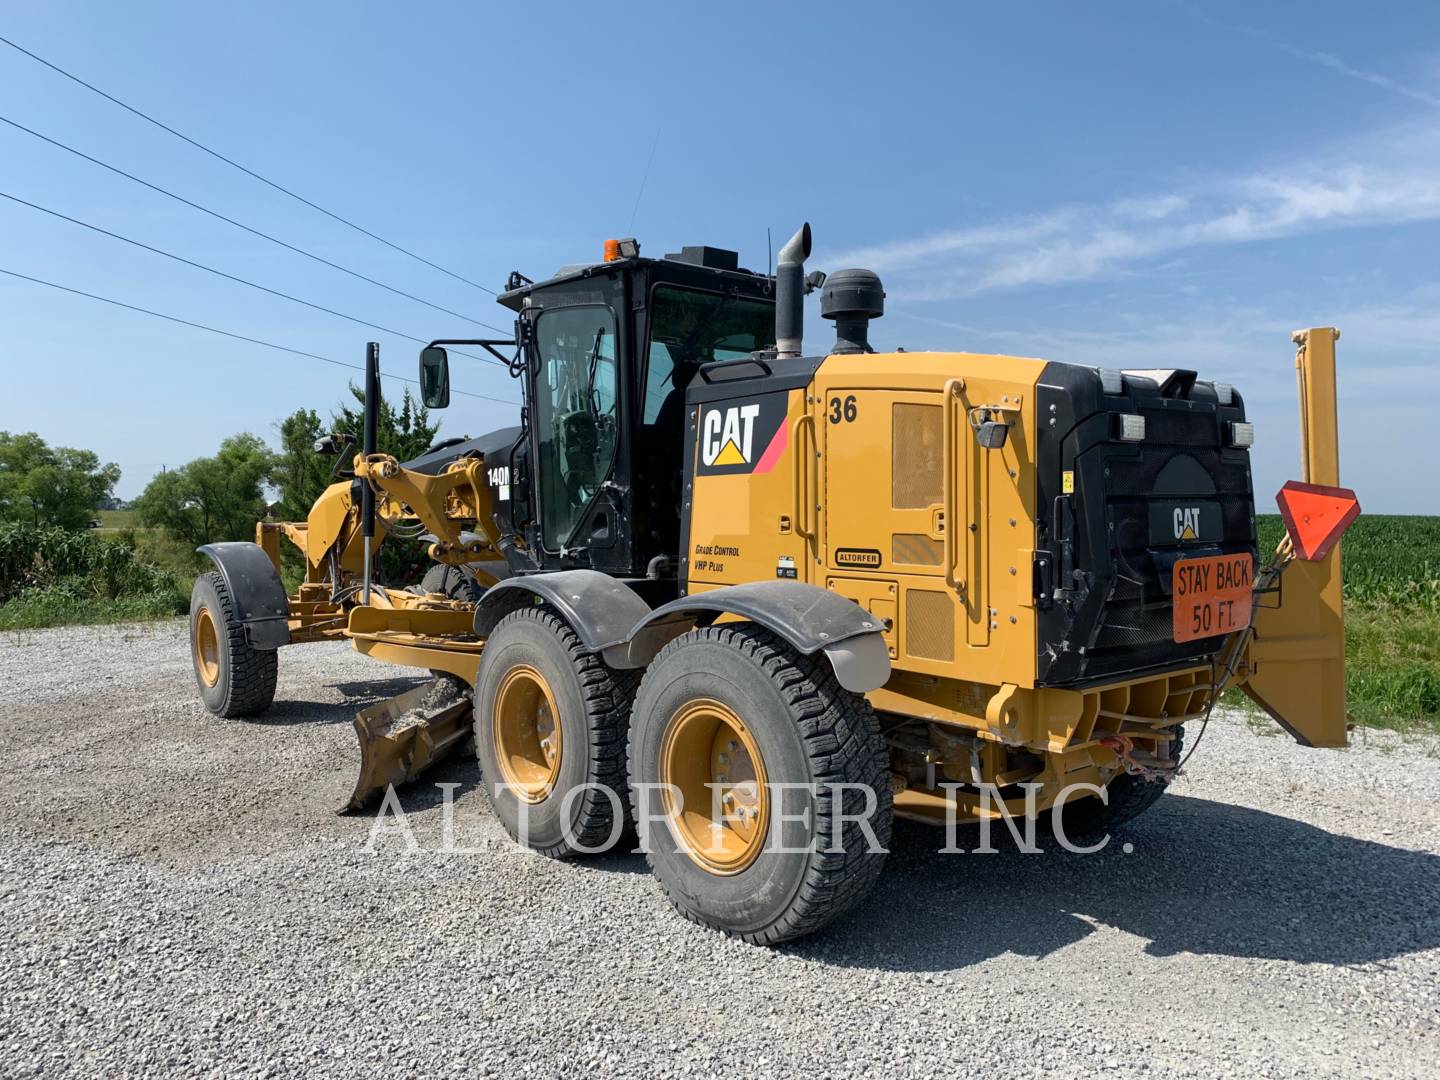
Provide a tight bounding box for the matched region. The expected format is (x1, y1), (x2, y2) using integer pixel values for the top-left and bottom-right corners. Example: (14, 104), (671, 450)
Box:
(1275, 480), (1361, 561)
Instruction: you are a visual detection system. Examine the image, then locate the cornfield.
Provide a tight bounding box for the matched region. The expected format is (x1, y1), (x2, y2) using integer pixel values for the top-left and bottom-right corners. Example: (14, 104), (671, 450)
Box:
(1256, 514), (1440, 612)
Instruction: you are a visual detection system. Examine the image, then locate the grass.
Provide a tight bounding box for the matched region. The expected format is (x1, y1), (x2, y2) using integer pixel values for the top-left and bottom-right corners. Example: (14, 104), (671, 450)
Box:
(0, 583), (186, 630)
(95, 509), (140, 532)
(0, 522), (188, 631)
(1340, 606), (1440, 731)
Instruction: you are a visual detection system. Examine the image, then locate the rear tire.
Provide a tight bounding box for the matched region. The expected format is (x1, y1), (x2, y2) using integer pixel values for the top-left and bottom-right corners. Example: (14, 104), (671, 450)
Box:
(189, 571), (278, 718)
(628, 625), (892, 945)
(473, 608), (638, 858)
(1052, 725), (1185, 841)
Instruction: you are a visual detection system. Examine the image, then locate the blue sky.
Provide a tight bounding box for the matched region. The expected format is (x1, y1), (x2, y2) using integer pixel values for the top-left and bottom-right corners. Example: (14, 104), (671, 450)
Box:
(2, 1), (1438, 511)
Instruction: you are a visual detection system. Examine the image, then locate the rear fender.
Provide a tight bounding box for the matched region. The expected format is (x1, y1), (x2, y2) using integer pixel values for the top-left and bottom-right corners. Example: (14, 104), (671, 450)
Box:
(197, 542), (291, 649)
(609, 581), (891, 694)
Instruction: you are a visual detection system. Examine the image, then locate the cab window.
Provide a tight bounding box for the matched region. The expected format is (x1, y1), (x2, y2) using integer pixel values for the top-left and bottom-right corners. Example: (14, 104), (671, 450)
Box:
(643, 287), (775, 426)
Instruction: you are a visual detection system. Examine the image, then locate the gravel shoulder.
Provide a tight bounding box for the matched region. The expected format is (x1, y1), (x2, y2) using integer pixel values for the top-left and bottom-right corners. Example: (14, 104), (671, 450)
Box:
(1, 620), (1438, 1079)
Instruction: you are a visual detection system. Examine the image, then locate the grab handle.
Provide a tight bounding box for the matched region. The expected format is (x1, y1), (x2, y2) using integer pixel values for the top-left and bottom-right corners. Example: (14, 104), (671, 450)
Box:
(792, 413), (817, 543)
(942, 378), (967, 594)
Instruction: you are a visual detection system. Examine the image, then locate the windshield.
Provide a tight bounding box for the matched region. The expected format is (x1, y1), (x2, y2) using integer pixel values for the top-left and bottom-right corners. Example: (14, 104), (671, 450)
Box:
(643, 286), (775, 425)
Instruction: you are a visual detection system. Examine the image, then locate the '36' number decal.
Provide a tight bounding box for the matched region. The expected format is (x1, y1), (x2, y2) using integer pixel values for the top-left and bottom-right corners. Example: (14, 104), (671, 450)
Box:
(828, 395), (858, 424)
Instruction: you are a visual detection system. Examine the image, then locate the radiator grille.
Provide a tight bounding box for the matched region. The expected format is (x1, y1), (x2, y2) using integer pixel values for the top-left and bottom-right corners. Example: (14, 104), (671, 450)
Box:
(906, 590), (954, 662)
(892, 403), (943, 509)
(892, 533), (943, 567)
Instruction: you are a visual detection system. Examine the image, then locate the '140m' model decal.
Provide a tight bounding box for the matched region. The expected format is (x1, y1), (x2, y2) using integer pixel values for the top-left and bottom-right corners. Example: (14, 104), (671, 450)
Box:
(695, 394), (790, 476)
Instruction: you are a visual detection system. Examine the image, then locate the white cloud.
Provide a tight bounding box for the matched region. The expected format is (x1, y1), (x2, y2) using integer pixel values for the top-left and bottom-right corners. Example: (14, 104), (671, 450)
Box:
(826, 212), (1074, 274)
(1206, 13), (1440, 111)
(827, 125), (1440, 300)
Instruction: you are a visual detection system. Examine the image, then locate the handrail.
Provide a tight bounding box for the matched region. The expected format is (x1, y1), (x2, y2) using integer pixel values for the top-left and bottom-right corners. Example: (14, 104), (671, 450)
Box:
(942, 378), (967, 593)
(699, 356), (774, 383)
(792, 413), (817, 544)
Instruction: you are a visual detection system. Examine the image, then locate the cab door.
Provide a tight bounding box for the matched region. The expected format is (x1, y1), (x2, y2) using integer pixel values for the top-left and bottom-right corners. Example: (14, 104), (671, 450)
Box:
(528, 303), (623, 564)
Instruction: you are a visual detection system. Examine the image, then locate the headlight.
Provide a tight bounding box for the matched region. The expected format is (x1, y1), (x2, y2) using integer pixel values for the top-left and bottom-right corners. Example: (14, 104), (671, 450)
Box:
(1229, 421), (1255, 448)
(1116, 414), (1146, 442)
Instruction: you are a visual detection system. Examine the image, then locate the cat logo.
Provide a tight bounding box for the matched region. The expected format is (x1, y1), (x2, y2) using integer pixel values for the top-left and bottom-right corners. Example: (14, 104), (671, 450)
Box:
(695, 395), (790, 476)
(1174, 506), (1202, 541)
(702, 403), (760, 466)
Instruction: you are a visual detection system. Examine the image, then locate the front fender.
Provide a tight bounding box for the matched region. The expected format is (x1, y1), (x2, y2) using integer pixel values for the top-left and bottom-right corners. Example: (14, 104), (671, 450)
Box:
(197, 542), (291, 649)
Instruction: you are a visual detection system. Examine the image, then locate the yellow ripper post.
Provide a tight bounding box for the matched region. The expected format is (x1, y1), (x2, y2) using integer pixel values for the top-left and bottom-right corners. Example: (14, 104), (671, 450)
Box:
(1243, 328), (1349, 747)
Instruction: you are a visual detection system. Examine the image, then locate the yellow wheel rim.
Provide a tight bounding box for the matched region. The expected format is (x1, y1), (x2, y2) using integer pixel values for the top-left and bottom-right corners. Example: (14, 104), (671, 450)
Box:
(193, 607), (221, 688)
(659, 698), (769, 875)
(492, 665), (563, 803)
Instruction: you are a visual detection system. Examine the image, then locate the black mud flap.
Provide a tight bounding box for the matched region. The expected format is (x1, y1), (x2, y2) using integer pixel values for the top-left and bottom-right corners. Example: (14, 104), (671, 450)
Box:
(472, 570), (652, 651)
(197, 541), (291, 649)
(611, 581), (891, 693)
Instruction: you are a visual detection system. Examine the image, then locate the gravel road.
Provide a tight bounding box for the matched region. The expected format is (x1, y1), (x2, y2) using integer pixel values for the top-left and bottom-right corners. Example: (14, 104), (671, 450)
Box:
(1, 620), (1438, 1079)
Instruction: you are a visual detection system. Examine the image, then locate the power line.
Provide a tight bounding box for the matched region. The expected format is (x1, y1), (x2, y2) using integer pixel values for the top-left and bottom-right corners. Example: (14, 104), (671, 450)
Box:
(0, 34), (497, 296)
(0, 266), (519, 406)
(0, 112), (509, 334)
(0, 189), (508, 368)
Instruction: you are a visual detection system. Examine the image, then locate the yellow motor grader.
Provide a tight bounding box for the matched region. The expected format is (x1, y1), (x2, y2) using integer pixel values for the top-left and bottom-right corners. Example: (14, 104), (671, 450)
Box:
(187, 225), (1358, 944)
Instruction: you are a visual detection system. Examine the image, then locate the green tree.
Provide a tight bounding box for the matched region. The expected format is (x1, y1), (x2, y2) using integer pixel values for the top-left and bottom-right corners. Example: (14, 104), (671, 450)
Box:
(272, 385), (439, 520)
(0, 431), (121, 530)
(134, 434), (274, 547)
(272, 407), (333, 521)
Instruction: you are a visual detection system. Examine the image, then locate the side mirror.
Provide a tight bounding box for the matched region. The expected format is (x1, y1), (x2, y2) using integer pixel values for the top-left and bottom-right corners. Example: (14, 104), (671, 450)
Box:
(419, 346), (450, 409)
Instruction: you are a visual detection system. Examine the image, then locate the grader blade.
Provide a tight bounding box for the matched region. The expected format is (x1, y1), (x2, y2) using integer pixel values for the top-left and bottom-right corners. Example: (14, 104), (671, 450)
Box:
(343, 675), (474, 813)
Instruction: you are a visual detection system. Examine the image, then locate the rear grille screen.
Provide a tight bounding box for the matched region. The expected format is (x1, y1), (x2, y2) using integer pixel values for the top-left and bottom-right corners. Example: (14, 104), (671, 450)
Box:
(906, 590), (955, 662)
(892, 533), (944, 566)
(892, 403), (943, 509)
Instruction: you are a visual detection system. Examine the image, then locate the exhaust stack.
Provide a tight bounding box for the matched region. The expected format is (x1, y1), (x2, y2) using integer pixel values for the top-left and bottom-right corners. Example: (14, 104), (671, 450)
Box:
(774, 223), (812, 358)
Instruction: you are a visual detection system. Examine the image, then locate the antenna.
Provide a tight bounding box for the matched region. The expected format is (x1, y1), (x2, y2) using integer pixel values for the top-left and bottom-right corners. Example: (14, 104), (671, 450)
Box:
(628, 127), (661, 233)
(767, 227), (772, 278)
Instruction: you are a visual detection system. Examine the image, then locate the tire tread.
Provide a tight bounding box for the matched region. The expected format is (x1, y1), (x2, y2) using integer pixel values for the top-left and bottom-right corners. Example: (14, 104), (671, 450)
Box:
(195, 571), (277, 718)
(483, 607), (639, 858)
(1053, 725), (1184, 840)
(630, 624), (892, 945)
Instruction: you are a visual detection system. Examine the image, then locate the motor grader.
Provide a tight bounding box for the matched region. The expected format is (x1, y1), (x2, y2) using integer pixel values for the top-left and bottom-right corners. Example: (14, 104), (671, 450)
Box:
(187, 224), (1358, 944)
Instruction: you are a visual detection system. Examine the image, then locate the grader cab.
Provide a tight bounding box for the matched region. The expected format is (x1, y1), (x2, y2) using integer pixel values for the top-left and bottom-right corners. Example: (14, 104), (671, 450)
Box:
(187, 224), (1358, 944)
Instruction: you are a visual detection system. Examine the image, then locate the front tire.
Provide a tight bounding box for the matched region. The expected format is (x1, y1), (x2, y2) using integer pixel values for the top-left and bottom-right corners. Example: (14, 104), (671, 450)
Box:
(189, 571), (278, 717)
(628, 625), (892, 945)
(416, 563), (484, 603)
(473, 608), (637, 858)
